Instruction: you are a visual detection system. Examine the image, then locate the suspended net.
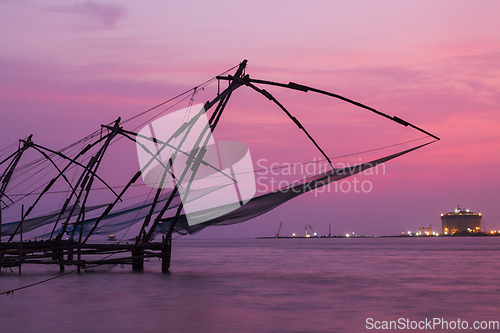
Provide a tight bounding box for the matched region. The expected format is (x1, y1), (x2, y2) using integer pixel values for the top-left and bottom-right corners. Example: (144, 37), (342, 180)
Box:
(0, 60), (439, 242)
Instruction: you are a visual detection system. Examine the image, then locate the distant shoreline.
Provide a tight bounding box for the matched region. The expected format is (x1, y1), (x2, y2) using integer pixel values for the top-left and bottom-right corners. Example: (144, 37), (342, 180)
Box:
(256, 233), (500, 239)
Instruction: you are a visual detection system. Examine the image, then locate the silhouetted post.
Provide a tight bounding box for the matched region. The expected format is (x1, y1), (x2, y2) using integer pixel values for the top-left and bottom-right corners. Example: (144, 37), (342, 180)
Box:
(67, 246), (73, 262)
(19, 205), (23, 274)
(161, 234), (171, 273)
(132, 237), (144, 272)
(132, 249), (144, 271)
(0, 203), (2, 243)
(59, 246), (65, 272)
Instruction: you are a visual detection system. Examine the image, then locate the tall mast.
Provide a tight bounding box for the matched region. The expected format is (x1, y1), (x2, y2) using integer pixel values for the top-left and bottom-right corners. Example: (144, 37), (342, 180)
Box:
(1, 135), (33, 243)
(156, 60), (248, 242)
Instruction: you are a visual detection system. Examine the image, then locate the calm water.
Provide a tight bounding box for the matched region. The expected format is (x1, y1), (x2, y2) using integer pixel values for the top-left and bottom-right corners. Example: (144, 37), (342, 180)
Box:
(1, 237), (500, 332)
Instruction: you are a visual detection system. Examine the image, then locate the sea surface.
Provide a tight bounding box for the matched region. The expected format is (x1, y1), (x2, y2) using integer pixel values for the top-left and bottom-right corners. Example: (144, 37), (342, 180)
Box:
(1, 237), (500, 332)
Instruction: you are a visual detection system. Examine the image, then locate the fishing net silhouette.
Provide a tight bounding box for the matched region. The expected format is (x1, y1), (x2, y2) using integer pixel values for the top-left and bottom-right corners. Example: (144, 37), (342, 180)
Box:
(0, 60), (439, 242)
(155, 143), (429, 235)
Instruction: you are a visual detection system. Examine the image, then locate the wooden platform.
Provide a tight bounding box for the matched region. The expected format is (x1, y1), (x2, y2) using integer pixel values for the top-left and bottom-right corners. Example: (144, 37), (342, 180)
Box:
(0, 239), (171, 272)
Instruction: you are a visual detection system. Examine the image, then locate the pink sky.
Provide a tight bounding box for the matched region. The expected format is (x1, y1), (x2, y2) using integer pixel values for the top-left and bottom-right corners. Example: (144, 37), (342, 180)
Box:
(1, 0), (499, 237)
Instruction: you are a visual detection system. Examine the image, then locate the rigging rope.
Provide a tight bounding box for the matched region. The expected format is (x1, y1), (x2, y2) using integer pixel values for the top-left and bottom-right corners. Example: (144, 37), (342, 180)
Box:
(4, 136), (431, 199)
(120, 63), (241, 125)
(0, 248), (135, 296)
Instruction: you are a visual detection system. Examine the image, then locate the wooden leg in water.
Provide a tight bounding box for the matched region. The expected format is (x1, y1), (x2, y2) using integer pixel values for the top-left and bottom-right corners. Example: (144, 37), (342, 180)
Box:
(51, 248), (61, 272)
(59, 247), (65, 272)
(67, 246), (73, 262)
(161, 248), (171, 273)
(132, 248), (144, 272)
(161, 234), (172, 273)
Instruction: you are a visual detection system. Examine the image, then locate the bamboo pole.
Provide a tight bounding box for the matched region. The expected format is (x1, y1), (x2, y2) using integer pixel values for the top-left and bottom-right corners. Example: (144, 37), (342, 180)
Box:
(19, 205), (23, 274)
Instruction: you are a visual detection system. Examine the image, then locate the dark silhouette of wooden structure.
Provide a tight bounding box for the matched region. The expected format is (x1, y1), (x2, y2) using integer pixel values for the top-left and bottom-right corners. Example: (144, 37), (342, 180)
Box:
(0, 60), (439, 273)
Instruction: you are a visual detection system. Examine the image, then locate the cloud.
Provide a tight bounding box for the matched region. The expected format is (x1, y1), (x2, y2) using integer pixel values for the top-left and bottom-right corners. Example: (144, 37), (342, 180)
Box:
(48, 1), (126, 29)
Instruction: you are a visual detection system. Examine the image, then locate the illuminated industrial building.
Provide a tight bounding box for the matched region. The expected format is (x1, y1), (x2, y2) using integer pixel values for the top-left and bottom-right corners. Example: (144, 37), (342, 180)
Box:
(441, 206), (482, 235)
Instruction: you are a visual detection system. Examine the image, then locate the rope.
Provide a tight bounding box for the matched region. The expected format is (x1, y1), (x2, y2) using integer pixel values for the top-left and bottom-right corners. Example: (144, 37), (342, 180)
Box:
(0, 247), (139, 297)
(120, 63), (241, 125)
(0, 268), (79, 296)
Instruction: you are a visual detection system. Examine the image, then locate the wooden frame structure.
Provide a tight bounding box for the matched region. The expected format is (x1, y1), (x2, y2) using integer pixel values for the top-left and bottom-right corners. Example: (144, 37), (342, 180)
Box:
(0, 60), (439, 273)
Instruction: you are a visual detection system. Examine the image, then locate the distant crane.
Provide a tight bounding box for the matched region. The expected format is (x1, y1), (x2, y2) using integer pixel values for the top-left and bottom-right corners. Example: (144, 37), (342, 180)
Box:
(275, 222), (283, 238)
(329, 224), (331, 237)
(419, 224), (432, 235)
(308, 225), (317, 237)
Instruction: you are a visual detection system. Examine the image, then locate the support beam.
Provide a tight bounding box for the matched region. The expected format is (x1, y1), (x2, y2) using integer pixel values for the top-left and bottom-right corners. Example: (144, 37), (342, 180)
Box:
(5, 137), (33, 243)
(161, 234), (171, 273)
(60, 118), (120, 241)
(241, 79), (334, 170)
(19, 205), (23, 274)
(216, 75), (440, 141)
(131, 241), (144, 272)
(155, 60), (249, 269)
(139, 159), (172, 242)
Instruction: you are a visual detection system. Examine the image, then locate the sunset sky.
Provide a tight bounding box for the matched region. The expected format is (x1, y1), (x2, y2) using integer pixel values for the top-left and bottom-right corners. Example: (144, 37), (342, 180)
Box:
(1, 1), (499, 237)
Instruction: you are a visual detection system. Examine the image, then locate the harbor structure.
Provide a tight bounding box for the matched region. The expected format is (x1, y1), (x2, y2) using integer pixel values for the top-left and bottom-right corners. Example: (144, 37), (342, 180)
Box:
(441, 206), (482, 235)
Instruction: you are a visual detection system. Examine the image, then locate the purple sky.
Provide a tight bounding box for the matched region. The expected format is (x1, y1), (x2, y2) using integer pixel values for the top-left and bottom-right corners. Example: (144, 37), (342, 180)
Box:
(1, 1), (499, 238)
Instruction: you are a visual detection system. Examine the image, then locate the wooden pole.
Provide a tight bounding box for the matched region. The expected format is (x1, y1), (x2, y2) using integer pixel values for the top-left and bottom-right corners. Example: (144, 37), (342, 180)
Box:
(0, 202), (2, 243)
(161, 234), (171, 273)
(131, 237), (144, 272)
(19, 205), (23, 274)
(77, 204), (84, 273)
